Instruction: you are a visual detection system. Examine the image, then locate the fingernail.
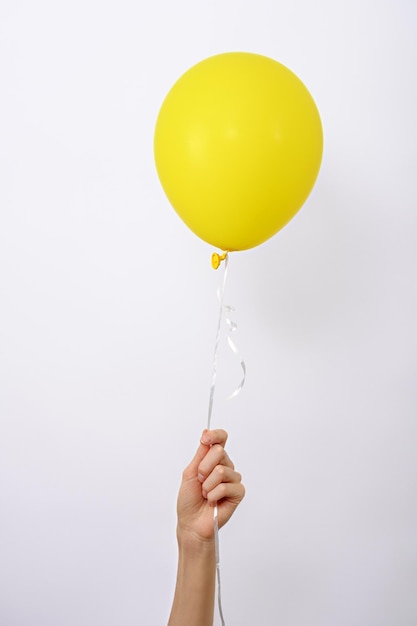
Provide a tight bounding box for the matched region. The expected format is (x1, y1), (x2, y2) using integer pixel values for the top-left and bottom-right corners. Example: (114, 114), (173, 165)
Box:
(200, 431), (211, 445)
(198, 473), (204, 483)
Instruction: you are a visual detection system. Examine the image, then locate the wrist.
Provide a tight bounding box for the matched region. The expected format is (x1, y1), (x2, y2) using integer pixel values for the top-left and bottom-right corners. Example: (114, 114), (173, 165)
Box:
(169, 526), (216, 626)
(176, 526), (215, 553)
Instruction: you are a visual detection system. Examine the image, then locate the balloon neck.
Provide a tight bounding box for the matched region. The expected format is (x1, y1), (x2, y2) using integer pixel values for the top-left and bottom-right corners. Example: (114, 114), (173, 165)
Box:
(211, 251), (228, 270)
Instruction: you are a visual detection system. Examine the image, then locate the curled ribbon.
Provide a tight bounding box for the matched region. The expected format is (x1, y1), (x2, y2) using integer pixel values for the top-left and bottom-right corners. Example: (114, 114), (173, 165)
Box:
(207, 253), (246, 428)
(225, 303), (246, 400)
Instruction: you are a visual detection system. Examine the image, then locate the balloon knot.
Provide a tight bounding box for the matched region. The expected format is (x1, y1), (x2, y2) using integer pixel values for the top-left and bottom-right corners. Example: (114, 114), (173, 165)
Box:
(211, 252), (228, 270)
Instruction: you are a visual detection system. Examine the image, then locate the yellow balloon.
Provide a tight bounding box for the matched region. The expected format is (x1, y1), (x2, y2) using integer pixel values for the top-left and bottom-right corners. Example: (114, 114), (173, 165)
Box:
(154, 52), (323, 252)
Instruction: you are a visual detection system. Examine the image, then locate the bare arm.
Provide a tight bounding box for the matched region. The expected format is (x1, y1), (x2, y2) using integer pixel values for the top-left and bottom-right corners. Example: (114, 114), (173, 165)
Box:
(168, 429), (245, 626)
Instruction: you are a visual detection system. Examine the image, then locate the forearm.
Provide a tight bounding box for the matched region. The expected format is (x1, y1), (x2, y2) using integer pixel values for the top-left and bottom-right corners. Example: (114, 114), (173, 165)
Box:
(167, 532), (216, 626)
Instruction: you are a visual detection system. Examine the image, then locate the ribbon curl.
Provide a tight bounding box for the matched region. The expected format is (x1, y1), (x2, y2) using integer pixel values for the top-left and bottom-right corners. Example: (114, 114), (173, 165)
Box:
(207, 253), (246, 428)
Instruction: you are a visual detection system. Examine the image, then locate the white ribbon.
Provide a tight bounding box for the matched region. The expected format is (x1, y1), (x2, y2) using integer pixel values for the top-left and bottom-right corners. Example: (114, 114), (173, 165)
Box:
(207, 254), (246, 428)
(206, 253), (246, 626)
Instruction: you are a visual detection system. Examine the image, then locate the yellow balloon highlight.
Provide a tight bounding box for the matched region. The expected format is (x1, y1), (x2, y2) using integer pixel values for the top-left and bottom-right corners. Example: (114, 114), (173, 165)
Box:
(154, 52), (323, 251)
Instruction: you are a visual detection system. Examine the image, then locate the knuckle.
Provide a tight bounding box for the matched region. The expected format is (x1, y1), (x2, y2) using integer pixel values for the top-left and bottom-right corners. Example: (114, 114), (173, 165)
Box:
(181, 466), (191, 481)
(218, 483), (228, 498)
(220, 429), (228, 445)
(216, 464), (226, 479)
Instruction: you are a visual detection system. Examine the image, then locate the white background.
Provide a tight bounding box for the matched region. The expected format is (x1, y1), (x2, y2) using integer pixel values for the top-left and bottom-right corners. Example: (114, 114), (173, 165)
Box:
(1, 1), (416, 624)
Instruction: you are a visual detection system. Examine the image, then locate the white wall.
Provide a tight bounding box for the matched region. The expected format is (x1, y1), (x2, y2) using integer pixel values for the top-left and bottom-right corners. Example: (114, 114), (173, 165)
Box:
(1, 1), (416, 624)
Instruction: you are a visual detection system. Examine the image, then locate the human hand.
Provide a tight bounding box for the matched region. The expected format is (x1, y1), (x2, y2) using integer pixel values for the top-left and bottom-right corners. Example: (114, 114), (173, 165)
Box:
(176, 429), (245, 545)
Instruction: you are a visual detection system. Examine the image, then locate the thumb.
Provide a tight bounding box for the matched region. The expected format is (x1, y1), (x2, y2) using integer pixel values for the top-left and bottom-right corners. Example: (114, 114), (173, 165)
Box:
(182, 430), (211, 479)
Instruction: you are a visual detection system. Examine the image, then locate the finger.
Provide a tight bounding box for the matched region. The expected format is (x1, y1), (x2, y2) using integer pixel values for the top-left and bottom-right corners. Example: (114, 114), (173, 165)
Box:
(182, 430), (213, 480)
(198, 445), (234, 482)
(201, 466), (242, 498)
(206, 480), (246, 507)
(184, 428), (230, 481)
(200, 429), (228, 448)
